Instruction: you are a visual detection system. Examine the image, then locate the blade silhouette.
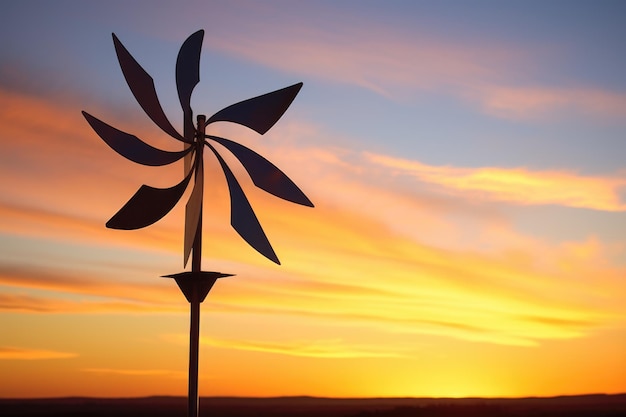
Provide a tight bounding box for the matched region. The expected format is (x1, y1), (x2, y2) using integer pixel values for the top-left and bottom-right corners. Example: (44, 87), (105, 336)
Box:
(183, 144), (193, 177)
(113, 33), (187, 142)
(83, 111), (190, 166)
(184, 155), (203, 267)
(107, 168), (194, 230)
(208, 145), (280, 264)
(208, 136), (313, 207)
(206, 83), (303, 134)
(176, 30), (203, 141)
(176, 31), (203, 180)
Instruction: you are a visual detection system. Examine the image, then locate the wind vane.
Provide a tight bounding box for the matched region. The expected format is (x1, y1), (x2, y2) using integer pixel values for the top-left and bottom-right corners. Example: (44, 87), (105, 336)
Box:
(82, 30), (313, 417)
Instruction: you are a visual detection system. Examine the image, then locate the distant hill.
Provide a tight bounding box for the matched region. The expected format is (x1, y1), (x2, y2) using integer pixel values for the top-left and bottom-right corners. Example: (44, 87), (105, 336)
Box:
(1, 394), (625, 417)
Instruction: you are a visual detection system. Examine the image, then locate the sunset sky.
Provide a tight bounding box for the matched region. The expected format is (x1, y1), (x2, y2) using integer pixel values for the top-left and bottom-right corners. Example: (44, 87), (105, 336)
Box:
(1, 1), (625, 399)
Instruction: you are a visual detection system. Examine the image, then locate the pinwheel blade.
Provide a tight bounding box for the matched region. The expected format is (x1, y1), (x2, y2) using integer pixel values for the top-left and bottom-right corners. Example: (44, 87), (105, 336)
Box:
(82, 111), (189, 166)
(208, 136), (313, 207)
(176, 30), (203, 141)
(176, 30), (203, 180)
(106, 169), (193, 230)
(184, 144), (193, 177)
(184, 158), (203, 267)
(209, 146), (280, 264)
(112, 33), (187, 142)
(206, 82), (303, 135)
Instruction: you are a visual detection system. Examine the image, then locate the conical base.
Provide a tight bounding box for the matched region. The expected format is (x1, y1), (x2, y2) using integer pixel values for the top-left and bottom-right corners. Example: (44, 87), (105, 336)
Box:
(162, 271), (233, 303)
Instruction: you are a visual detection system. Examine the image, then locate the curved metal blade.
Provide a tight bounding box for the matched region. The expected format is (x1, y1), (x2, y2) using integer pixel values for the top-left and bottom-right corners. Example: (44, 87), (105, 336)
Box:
(184, 143), (193, 179)
(176, 30), (203, 184)
(106, 168), (193, 230)
(206, 82), (303, 134)
(184, 155), (203, 267)
(208, 136), (313, 207)
(207, 145), (280, 264)
(176, 30), (204, 141)
(82, 111), (190, 166)
(112, 33), (187, 142)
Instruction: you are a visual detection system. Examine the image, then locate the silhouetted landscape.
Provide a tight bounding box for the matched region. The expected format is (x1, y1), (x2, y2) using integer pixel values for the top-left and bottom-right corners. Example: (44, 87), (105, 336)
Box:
(2, 394), (625, 417)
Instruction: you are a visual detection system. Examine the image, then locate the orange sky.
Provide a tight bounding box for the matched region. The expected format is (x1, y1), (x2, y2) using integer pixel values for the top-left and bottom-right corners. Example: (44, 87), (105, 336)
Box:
(1, 1), (625, 399)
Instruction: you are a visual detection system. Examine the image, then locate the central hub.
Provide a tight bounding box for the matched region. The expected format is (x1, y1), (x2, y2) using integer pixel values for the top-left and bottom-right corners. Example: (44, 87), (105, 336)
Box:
(195, 114), (206, 146)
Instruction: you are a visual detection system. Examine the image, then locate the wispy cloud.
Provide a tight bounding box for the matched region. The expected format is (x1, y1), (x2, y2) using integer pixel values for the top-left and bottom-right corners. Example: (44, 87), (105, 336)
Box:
(0, 291), (180, 314)
(0, 86), (184, 214)
(82, 367), (185, 378)
(364, 152), (626, 211)
(469, 85), (626, 120)
(164, 334), (404, 358)
(206, 18), (520, 99)
(203, 10), (626, 121)
(0, 346), (77, 360)
(0, 264), (183, 313)
(1, 88), (624, 348)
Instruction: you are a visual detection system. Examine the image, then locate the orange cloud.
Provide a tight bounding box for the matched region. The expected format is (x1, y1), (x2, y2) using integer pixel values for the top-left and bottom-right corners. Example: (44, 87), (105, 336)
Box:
(0, 291), (181, 314)
(202, 16), (626, 121)
(471, 85), (626, 120)
(4, 197), (617, 347)
(1, 88), (624, 349)
(164, 334), (404, 359)
(0, 264), (184, 313)
(0, 346), (77, 360)
(82, 368), (185, 378)
(206, 21), (520, 99)
(364, 152), (626, 211)
(0, 86), (186, 217)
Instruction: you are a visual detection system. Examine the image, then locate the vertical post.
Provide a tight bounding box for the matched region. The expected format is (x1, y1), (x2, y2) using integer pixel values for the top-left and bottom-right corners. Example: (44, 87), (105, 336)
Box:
(188, 115), (206, 417)
(188, 288), (200, 417)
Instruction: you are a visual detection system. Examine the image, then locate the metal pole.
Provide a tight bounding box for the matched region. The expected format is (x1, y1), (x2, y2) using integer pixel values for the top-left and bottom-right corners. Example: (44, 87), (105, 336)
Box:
(188, 115), (205, 417)
(188, 288), (200, 417)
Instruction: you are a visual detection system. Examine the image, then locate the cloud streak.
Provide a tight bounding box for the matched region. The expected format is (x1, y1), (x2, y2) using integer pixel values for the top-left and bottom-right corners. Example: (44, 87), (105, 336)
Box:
(0, 263), (184, 313)
(165, 334), (403, 359)
(0, 346), (77, 360)
(1, 84), (624, 349)
(207, 17), (517, 98)
(82, 368), (185, 378)
(365, 152), (626, 211)
(204, 10), (626, 121)
(470, 85), (626, 121)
